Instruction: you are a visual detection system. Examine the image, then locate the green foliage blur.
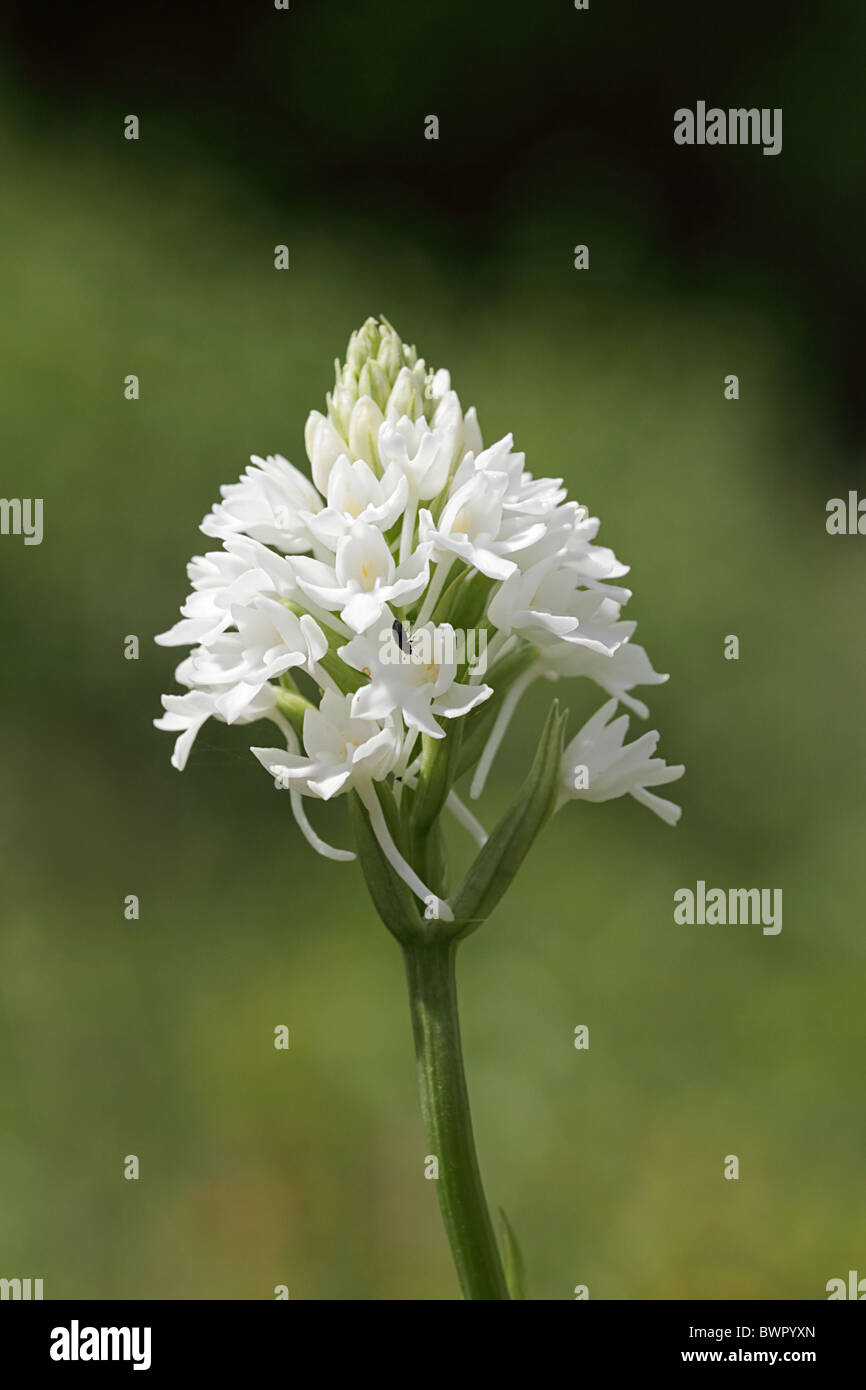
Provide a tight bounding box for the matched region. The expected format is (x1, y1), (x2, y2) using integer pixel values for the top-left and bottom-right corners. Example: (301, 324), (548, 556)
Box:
(1, 2), (864, 1299)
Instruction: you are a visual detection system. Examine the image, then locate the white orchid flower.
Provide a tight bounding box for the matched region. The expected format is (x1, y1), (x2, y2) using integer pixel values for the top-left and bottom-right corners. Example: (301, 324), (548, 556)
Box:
(155, 534), (308, 649)
(378, 416), (458, 501)
(487, 557), (624, 653)
(303, 454), (409, 552)
(154, 682), (290, 773)
(200, 454), (321, 552)
(179, 603), (327, 724)
(559, 698), (684, 825)
(252, 691), (453, 920)
(292, 520), (430, 633)
(339, 622), (492, 740)
(419, 466), (546, 582)
(541, 627), (668, 717)
(252, 689), (400, 799)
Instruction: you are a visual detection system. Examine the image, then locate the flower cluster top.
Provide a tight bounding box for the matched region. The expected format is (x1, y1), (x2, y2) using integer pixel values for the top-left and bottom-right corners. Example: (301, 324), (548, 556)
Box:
(156, 317), (683, 919)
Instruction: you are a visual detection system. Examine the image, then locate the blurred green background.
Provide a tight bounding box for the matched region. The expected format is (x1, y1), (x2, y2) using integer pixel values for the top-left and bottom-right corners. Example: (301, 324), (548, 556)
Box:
(1, 0), (864, 1299)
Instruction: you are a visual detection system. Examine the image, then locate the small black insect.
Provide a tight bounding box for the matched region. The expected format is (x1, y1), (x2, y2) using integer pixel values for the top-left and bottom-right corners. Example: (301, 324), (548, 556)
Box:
(392, 619), (413, 655)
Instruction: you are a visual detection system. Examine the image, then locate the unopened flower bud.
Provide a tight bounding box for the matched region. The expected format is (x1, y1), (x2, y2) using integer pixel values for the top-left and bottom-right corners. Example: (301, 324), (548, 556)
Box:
(358, 360), (391, 412)
(327, 380), (356, 438)
(376, 327), (405, 380)
(348, 395), (385, 471)
(305, 410), (347, 493)
(346, 317), (381, 375)
(387, 363), (427, 422)
(462, 406), (483, 458)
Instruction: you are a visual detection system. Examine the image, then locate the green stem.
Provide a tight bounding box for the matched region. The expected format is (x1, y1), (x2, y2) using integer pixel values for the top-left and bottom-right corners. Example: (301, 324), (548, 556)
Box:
(402, 936), (510, 1300)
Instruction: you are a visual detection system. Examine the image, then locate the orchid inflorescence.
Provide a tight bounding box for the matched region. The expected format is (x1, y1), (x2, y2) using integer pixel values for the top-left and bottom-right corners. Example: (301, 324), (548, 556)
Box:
(155, 316), (683, 935)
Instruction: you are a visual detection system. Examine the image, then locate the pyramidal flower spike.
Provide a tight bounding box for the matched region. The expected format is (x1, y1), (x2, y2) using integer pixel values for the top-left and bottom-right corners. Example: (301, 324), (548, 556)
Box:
(154, 315), (684, 1300)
